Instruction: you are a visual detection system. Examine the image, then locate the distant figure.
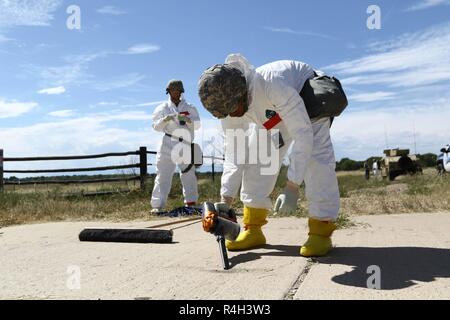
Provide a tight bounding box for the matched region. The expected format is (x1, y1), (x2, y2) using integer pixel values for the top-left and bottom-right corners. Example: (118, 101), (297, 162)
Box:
(373, 161), (379, 177)
(150, 80), (201, 213)
(364, 161), (370, 180)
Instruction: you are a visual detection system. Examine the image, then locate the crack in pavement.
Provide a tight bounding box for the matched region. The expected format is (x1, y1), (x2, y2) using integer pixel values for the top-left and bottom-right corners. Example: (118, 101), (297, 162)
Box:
(283, 258), (317, 300)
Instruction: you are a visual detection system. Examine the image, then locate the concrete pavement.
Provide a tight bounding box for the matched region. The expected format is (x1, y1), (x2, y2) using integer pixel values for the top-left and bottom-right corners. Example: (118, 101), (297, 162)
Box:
(0, 212), (449, 300)
(295, 213), (450, 299)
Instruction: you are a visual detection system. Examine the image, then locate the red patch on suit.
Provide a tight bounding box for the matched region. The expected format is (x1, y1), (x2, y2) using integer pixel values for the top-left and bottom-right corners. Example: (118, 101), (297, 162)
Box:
(263, 113), (282, 130)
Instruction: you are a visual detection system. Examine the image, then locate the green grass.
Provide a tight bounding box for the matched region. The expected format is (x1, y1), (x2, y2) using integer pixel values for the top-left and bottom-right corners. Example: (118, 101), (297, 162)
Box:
(0, 173), (225, 228)
(404, 174), (434, 195)
(0, 188), (151, 227)
(335, 212), (357, 229)
(337, 174), (389, 198)
(340, 169), (450, 215)
(2, 168), (449, 228)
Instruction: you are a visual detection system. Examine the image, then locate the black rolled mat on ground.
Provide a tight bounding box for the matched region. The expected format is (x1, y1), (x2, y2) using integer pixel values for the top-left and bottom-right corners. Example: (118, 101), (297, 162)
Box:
(79, 228), (173, 243)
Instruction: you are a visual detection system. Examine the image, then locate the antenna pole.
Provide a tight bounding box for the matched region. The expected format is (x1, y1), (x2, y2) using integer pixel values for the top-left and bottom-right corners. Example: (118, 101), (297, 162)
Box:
(384, 125), (389, 150)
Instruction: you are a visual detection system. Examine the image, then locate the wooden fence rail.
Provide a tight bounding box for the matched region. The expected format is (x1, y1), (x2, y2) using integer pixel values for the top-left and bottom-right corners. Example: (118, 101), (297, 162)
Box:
(5, 176), (141, 186)
(4, 151), (140, 161)
(4, 163), (140, 174)
(0, 147), (224, 192)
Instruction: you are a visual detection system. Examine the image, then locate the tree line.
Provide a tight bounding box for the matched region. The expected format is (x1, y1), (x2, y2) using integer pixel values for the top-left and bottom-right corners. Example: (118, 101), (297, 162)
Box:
(335, 153), (438, 171)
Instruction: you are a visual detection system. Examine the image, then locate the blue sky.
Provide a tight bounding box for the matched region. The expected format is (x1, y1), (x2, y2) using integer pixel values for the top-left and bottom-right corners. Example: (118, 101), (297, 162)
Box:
(1, 0), (450, 175)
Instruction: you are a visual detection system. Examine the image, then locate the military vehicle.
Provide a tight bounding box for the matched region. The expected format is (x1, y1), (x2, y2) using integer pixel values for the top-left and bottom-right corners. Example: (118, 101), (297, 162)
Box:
(380, 148), (422, 181)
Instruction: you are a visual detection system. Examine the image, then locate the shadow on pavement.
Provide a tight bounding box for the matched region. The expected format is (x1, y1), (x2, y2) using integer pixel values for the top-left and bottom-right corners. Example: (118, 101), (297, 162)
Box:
(318, 247), (450, 290)
(229, 244), (301, 267)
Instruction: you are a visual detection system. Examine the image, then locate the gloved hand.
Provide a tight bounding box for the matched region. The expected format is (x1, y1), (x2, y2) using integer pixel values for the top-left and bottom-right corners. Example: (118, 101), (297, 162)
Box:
(163, 114), (176, 122)
(178, 115), (192, 124)
(273, 186), (299, 215)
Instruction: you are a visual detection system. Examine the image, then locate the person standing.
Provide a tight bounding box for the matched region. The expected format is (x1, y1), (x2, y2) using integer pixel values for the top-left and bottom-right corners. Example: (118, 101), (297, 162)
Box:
(372, 161), (379, 178)
(364, 161), (370, 180)
(150, 80), (201, 213)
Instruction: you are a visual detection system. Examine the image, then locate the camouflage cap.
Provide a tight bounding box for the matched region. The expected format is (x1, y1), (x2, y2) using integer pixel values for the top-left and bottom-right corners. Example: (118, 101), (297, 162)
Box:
(166, 80), (185, 94)
(198, 64), (247, 119)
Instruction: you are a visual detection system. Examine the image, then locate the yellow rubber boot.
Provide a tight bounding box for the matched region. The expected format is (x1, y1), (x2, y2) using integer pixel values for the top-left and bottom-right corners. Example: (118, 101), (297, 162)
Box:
(226, 207), (268, 251)
(300, 218), (336, 257)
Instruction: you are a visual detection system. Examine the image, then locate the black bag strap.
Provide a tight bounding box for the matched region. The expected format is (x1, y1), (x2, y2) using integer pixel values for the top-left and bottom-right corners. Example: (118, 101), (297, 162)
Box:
(165, 133), (196, 173)
(165, 133), (193, 146)
(181, 143), (196, 173)
(181, 164), (194, 174)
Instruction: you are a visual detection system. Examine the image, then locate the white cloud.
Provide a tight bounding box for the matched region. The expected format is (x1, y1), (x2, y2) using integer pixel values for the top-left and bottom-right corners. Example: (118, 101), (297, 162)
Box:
(48, 109), (75, 118)
(37, 86), (66, 95)
(331, 103), (450, 161)
(125, 44), (160, 55)
(31, 64), (143, 91)
(0, 34), (12, 42)
(94, 73), (146, 92)
(64, 52), (109, 64)
(31, 52), (109, 87)
(326, 23), (450, 88)
(27, 45), (159, 88)
(263, 26), (336, 40)
(406, 0), (450, 11)
(96, 110), (151, 122)
(341, 67), (450, 88)
(0, 0), (62, 27)
(122, 101), (166, 108)
(322, 22), (450, 160)
(0, 98), (37, 118)
(36, 63), (89, 86)
(97, 5), (126, 15)
(348, 91), (396, 102)
(97, 101), (119, 107)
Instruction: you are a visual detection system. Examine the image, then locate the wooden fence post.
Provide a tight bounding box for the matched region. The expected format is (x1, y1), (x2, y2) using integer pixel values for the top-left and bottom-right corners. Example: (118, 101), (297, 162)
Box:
(0, 149), (3, 192)
(139, 146), (148, 191)
(211, 157), (215, 182)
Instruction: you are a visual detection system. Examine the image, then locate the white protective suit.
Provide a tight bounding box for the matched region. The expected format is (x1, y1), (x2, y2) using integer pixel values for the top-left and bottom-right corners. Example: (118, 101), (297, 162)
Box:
(372, 161), (379, 176)
(220, 116), (251, 199)
(151, 97), (201, 208)
(221, 54), (340, 221)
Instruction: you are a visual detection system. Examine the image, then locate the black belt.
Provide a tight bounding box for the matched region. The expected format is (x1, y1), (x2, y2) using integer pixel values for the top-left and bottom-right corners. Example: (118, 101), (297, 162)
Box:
(165, 133), (191, 145)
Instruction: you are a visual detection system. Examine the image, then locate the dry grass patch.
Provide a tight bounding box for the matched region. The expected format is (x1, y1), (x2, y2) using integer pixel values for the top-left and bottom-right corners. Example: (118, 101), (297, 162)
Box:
(2, 168), (449, 228)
